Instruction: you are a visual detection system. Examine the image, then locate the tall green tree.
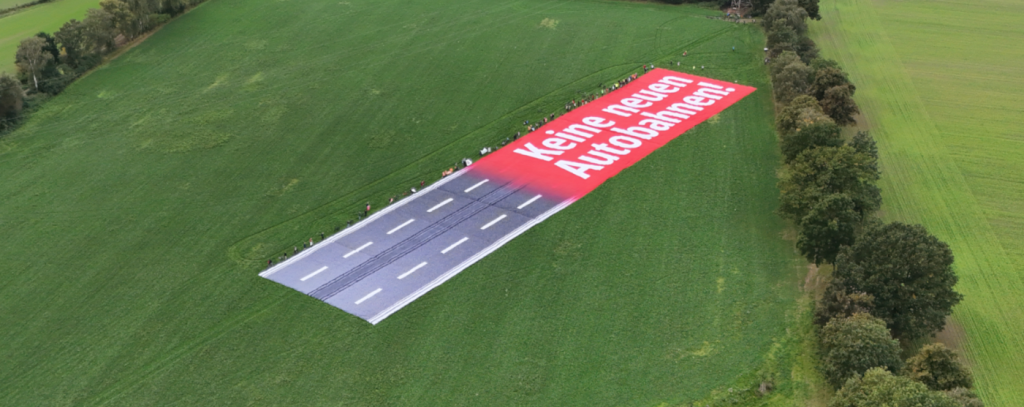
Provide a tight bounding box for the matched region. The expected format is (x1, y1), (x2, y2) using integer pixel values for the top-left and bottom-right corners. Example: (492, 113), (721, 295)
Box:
(821, 84), (860, 125)
(832, 222), (963, 340)
(775, 94), (831, 135)
(770, 50), (800, 81)
(765, 22), (799, 56)
(829, 367), (961, 407)
(797, 193), (860, 265)
(905, 343), (973, 391)
(795, 35), (819, 63)
(777, 145), (881, 222)
(773, 59), (812, 104)
(850, 131), (878, 174)
(811, 57), (841, 71)
(751, 0), (774, 17)
(798, 0), (821, 20)
(101, 0), (141, 40)
(814, 283), (874, 326)
(780, 121), (843, 163)
(15, 37), (53, 91)
(762, 0), (808, 35)
(55, 20), (91, 69)
(35, 32), (62, 67)
(810, 66), (854, 100)
(820, 313), (904, 388)
(83, 8), (117, 52)
(0, 73), (24, 121)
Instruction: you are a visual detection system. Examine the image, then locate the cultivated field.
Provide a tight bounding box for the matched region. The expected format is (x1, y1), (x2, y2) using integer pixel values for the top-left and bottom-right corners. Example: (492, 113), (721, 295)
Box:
(810, 0), (1024, 405)
(0, 0), (102, 75)
(0, 0), (813, 404)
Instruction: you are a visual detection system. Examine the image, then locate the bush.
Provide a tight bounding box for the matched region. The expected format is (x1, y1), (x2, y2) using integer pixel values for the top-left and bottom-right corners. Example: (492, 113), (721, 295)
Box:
(905, 343), (973, 391)
(829, 367), (961, 407)
(810, 66), (854, 100)
(779, 121), (843, 162)
(944, 387), (985, 407)
(814, 283), (874, 326)
(0, 74), (24, 119)
(821, 84), (859, 125)
(820, 313), (904, 388)
(775, 94), (831, 135)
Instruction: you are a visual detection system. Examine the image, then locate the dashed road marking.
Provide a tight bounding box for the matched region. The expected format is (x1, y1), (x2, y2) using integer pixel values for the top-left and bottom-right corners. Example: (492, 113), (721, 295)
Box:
(427, 198), (454, 213)
(300, 266), (329, 282)
(398, 262), (428, 280)
(387, 218), (415, 235)
(518, 194), (542, 209)
(480, 214), (507, 230)
(343, 241), (373, 258)
(355, 288), (382, 305)
(441, 237), (469, 254)
(464, 179), (489, 193)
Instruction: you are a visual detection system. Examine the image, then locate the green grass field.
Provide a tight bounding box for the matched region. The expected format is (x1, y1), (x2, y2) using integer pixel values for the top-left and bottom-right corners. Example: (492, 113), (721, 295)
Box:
(0, 0), (102, 75)
(0, 0), (31, 10)
(810, 0), (1024, 405)
(0, 0), (817, 404)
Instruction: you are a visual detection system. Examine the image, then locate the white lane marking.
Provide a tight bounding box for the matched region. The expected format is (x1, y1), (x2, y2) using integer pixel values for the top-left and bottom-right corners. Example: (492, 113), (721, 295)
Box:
(300, 266), (329, 282)
(518, 194), (542, 209)
(368, 199), (574, 325)
(343, 241), (373, 258)
(441, 237), (469, 254)
(427, 198), (454, 213)
(387, 218), (415, 235)
(480, 214), (507, 230)
(354, 288), (382, 305)
(258, 170), (467, 278)
(398, 262), (428, 280)
(464, 179), (489, 193)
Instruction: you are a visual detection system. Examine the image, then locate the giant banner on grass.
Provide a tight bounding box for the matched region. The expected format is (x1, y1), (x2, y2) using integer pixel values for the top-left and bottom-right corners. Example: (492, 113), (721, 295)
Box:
(469, 68), (755, 201)
(260, 69), (755, 324)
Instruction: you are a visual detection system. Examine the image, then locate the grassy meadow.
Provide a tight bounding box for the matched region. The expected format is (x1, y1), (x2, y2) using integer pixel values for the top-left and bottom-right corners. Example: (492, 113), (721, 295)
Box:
(810, 0), (1024, 405)
(0, 0), (817, 405)
(0, 0), (103, 75)
(0, 0), (30, 10)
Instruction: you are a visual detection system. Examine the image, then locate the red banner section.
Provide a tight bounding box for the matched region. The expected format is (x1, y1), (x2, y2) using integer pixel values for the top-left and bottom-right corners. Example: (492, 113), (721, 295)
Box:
(469, 68), (755, 201)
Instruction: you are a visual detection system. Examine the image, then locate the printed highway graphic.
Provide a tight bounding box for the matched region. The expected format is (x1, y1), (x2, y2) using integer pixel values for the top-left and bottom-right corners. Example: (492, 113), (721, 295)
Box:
(261, 69), (755, 324)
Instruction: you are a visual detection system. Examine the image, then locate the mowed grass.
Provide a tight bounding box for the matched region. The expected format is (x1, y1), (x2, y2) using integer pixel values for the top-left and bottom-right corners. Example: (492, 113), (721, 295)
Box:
(810, 0), (1024, 405)
(0, 0), (809, 405)
(0, 0), (102, 75)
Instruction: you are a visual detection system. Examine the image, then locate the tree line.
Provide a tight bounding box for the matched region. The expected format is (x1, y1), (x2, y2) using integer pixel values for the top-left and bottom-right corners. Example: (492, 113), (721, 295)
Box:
(0, 0), (208, 133)
(0, 0), (54, 18)
(761, 0), (980, 405)
(658, 0), (821, 19)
